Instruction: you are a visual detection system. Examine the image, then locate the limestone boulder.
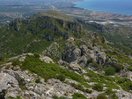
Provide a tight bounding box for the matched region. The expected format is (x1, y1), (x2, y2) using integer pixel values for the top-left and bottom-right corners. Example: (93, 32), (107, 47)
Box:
(40, 56), (54, 63)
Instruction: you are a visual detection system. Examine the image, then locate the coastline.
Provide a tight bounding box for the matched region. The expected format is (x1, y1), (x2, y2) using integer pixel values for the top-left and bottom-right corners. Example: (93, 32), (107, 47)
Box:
(73, 1), (132, 16)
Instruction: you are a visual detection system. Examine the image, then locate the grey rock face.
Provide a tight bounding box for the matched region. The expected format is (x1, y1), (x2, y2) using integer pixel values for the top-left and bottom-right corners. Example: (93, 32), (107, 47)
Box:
(40, 56), (54, 63)
(78, 55), (88, 67)
(62, 44), (107, 67)
(46, 79), (76, 98)
(0, 73), (18, 92)
(0, 72), (20, 98)
(62, 46), (80, 63)
(1, 66), (87, 99)
(69, 62), (84, 73)
(45, 42), (60, 59)
(95, 51), (106, 65)
(116, 90), (132, 99)
(80, 45), (88, 56)
(127, 71), (132, 81)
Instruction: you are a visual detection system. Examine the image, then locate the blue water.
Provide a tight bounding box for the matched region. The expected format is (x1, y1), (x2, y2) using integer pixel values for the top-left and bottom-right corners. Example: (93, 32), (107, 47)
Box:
(75, 0), (132, 15)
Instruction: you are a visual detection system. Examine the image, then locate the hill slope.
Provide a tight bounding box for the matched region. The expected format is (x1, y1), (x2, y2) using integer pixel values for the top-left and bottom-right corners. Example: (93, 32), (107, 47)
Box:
(0, 11), (132, 99)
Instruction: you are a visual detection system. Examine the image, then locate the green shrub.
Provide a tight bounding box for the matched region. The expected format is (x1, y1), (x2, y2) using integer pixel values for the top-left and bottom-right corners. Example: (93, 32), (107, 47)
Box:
(112, 64), (123, 72)
(117, 78), (132, 91)
(71, 83), (85, 92)
(97, 94), (107, 99)
(85, 89), (92, 94)
(72, 93), (87, 99)
(105, 67), (116, 75)
(12, 60), (21, 66)
(8, 96), (22, 99)
(35, 78), (41, 83)
(105, 89), (118, 99)
(92, 84), (103, 91)
(86, 70), (119, 89)
(91, 62), (101, 70)
(128, 66), (132, 71)
(34, 53), (40, 58)
(21, 55), (86, 83)
(105, 88), (113, 95)
(56, 74), (65, 82)
(0, 54), (4, 61)
(110, 93), (118, 99)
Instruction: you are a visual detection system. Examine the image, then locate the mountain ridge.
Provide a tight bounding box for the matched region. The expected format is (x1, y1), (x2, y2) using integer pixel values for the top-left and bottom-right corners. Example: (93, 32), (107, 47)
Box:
(0, 11), (132, 99)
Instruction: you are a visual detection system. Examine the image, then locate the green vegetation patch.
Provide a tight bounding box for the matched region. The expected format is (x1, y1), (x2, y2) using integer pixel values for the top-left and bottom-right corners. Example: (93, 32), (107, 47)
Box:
(97, 94), (107, 99)
(92, 84), (103, 91)
(86, 70), (119, 90)
(105, 67), (116, 76)
(21, 55), (86, 82)
(53, 96), (67, 99)
(116, 77), (132, 92)
(72, 93), (87, 99)
(7, 96), (22, 99)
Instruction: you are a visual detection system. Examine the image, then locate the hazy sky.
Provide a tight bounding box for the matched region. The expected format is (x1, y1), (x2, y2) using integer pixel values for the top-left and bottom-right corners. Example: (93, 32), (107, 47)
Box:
(0, 0), (78, 5)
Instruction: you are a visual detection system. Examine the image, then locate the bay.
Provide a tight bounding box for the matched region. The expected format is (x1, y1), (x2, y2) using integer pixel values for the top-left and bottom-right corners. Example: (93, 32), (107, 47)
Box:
(75, 0), (132, 15)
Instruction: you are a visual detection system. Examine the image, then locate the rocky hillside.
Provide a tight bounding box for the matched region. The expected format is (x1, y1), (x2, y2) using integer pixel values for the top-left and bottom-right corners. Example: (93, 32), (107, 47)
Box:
(85, 22), (132, 55)
(0, 11), (132, 99)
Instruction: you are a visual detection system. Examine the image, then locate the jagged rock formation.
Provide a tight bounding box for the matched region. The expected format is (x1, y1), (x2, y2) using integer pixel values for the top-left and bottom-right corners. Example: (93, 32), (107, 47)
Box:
(62, 44), (107, 67)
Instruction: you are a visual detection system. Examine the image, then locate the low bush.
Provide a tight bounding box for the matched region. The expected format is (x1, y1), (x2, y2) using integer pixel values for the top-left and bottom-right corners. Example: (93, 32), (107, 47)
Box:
(92, 84), (103, 91)
(97, 94), (107, 99)
(21, 55), (86, 83)
(105, 67), (116, 75)
(35, 78), (41, 83)
(12, 59), (21, 66)
(72, 93), (87, 99)
(8, 96), (22, 99)
(71, 83), (85, 92)
(56, 74), (65, 82)
(128, 66), (132, 71)
(85, 89), (92, 94)
(117, 78), (132, 91)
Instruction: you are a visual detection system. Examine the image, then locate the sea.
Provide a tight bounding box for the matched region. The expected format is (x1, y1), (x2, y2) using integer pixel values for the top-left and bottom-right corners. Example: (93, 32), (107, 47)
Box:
(75, 0), (132, 15)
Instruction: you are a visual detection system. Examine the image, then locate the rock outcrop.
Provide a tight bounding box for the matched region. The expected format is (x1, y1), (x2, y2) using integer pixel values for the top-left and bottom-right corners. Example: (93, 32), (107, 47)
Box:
(0, 72), (20, 98)
(62, 43), (107, 67)
(69, 62), (85, 74)
(40, 56), (54, 63)
(0, 66), (89, 99)
(116, 90), (132, 99)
